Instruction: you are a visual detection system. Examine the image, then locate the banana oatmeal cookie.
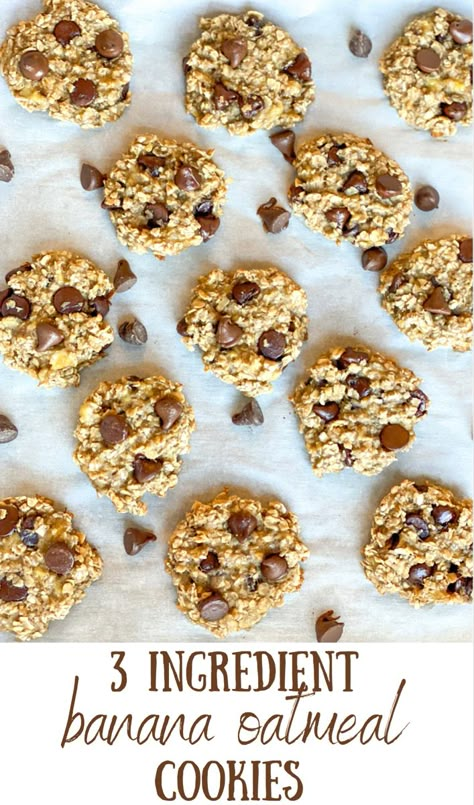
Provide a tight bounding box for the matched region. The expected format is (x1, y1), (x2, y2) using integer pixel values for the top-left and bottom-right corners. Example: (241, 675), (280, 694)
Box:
(183, 9), (314, 135)
(288, 133), (412, 249)
(0, 494), (102, 640)
(0, 0), (132, 128)
(177, 265), (308, 396)
(74, 375), (195, 516)
(165, 490), (309, 637)
(291, 345), (429, 477)
(0, 250), (114, 388)
(379, 235), (472, 352)
(362, 479), (472, 606)
(102, 134), (228, 260)
(380, 8), (472, 138)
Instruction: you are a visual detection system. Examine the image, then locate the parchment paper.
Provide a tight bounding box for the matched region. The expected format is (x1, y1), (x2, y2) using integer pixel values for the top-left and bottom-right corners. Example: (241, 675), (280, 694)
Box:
(0, 0), (472, 642)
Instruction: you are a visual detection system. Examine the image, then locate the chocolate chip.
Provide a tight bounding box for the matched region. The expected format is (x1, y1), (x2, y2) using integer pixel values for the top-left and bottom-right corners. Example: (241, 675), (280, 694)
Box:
(415, 47), (441, 73)
(228, 511), (258, 542)
(270, 130), (296, 163)
(387, 534), (400, 549)
(239, 94), (264, 120)
(213, 82), (240, 109)
(145, 202), (170, 228)
(92, 295), (111, 317)
(0, 415), (18, 444)
(197, 215), (220, 241)
(232, 281), (260, 305)
(0, 579), (28, 602)
(19, 50), (49, 80)
(385, 228), (399, 244)
(95, 29), (124, 59)
(119, 82), (130, 101)
(411, 389), (429, 417)
(459, 238), (472, 263)
(375, 174), (403, 198)
(246, 576), (259, 592)
(327, 145), (345, 166)
(449, 19), (473, 45)
(0, 149), (14, 183)
(232, 398), (264, 426)
(342, 220), (360, 238)
(114, 259), (137, 293)
(336, 348), (368, 369)
(258, 329), (286, 360)
(388, 272), (405, 293)
(288, 184), (304, 202)
(257, 198), (291, 233)
(54, 20), (81, 45)
(20, 515), (39, 548)
(36, 322), (64, 352)
(101, 198), (121, 211)
(0, 504), (20, 537)
(217, 317), (243, 348)
(408, 563), (433, 586)
(261, 554), (288, 581)
(414, 185), (439, 211)
(0, 289), (9, 309)
(423, 287), (450, 315)
(1, 294), (30, 320)
(339, 445), (354, 467)
(175, 165), (201, 192)
(346, 376), (371, 398)
(245, 14), (265, 32)
(361, 247), (387, 272)
(99, 413), (129, 445)
(380, 423), (410, 451)
(221, 38), (247, 68)
(199, 552), (219, 573)
(432, 506), (457, 528)
(447, 577), (473, 596)
(312, 402), (340, 422)
(194, 198), (213, 217)
(80, 163), (104, 191)
(441, 101), (467, 120)
(123, 527), (156, 556)
(154, 397), (183, 431)
(348, 29), (372, 58)
(285, 53), (312, 81)
(4, 264), (30, 283)
(137, 154), (166, 176)
(53, 286), (84, 314)
(70, 78), (96, 107)
(118, 318), (147, 345)
(176, 318), (188, 337)
(342, 170), (368, 194)
(44, 542), (75, 575)
(316, 610), (344, 642)
(182, 56), (191, 74)
(198, 593), (229, 621)
(133, 455), (163, 483)
(405, 512), (430, 540)
(325, 207), (351, 228)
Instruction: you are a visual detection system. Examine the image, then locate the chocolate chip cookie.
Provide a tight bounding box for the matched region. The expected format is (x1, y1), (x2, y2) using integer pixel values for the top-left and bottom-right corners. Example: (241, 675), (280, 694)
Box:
(380, 9), (472, 138)
(0, 495), (102, 640)
(183, 10), (314, 135)
(0, 250), (114, 388)
(165, 490), (309, 637)
(0, 0), (132, 128)
(290, 345), (429, 477)
(74, 375), (195, 516)
(102, 134), (228, 260)
(362, 479), (472, 606)
(288, 133), (413, 249)
(380, 235), (472, 352)
(177, 265), (308, 396)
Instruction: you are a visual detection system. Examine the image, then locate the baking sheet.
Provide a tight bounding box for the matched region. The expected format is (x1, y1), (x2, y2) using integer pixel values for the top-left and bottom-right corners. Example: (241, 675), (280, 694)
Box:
(0, 0), (472, 642)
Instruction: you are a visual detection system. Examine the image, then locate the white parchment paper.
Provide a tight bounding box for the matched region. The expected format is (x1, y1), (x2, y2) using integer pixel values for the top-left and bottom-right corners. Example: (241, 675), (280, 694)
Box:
(0, 0), (472, 642)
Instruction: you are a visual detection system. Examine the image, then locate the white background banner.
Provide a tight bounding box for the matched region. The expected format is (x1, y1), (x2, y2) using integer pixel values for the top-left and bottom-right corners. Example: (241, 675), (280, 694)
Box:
(0, 643), (472, 802)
